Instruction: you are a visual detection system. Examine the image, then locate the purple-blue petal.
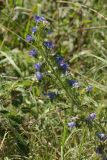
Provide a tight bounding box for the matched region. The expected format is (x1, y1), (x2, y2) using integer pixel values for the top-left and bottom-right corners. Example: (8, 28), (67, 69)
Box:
(29, 49), (37, 57)
(26, 35), (33, 42)
(86, 85), (93, 92)
(32, 27), (37, 33)
(68, 121), (76, 128)
(59, 62), (69, 72)
(34, 15), (45, 22)
(67, 80), (80, 88)
(44, 41), (54, 49)
(36, 72), (43, 80)
(34, 63), (41, 71)
(88, 113), (96, 120)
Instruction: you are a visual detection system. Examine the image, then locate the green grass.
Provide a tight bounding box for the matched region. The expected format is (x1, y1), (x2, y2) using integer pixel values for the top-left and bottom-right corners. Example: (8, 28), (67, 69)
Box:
(0, 0), (107, 160)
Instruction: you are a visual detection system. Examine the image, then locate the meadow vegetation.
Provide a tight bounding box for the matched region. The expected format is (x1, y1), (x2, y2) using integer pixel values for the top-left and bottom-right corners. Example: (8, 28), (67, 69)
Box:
(0, 0), (107, 160)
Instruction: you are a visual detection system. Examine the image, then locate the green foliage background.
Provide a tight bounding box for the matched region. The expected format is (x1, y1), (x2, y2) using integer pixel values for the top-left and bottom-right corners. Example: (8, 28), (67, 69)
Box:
(0, 0), (107, 160)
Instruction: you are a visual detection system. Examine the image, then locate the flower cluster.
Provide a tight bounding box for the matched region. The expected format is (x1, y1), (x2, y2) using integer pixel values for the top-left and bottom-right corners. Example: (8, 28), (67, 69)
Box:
(26, 15), (57, 99)
(55, 55), (69, 73)
(26, 14), (94, 99)
(26, 14), (95, 102)
(68, 112), (96, 129)
(25, 14), (105, 160)
(26, 14), (96, 107)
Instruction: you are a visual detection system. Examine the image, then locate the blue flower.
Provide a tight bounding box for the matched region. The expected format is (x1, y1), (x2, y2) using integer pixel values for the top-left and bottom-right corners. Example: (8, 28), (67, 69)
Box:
(44, 41), (54, 49)
(32, 27), (37, 33)
(34, 63), (41, 71)
(36, 72), (43, 81)
(86, 85), (93, 92)
(34, 15), (45, 22)
(96, 133), (107, 141)
(68, 80), (80, 88)
(59, 62), (69, 73)
(88, 113), (96, 120)
(26, 35), (33, 42)
(29, 49), (37, 57)
(55, 55), (68, 72)
(55, 56), (64, 64)
(47, 92), (57, 100)
(68, 121), (76, 128)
